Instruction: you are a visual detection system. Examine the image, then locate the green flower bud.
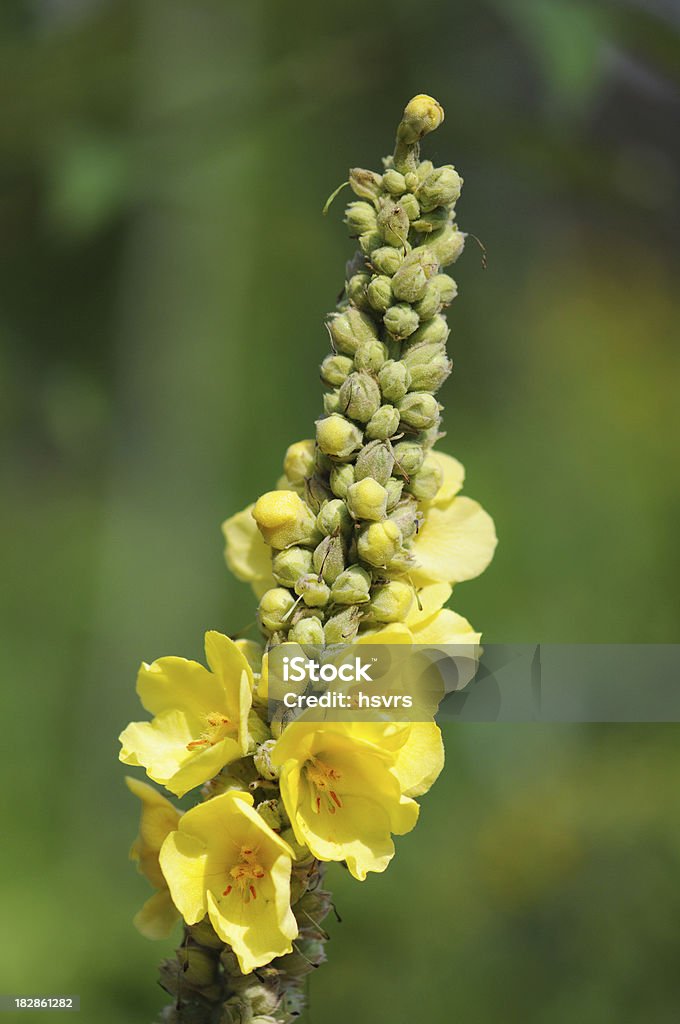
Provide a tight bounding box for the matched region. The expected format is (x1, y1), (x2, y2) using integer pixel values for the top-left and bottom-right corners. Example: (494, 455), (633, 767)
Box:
(419, 422), (443, 449)
(376, 197), (410, 247)
(359, 229), (383, 255)
(256, 798), (284, 832)
(288, 617), (325, 645)
(188, 918), (224, 950)
(388, 497), (422, 540)
(331, 565), (372, 605)
(178, 947), (218, 990)
(392, 440), (425, 476)
(424, 225), (465, 267)
(320, 353), (353, 387)
(272, 546), (314, 587)
(413, 280), (443, 320)
(412, 206), (450, 234)
(386, 549), (417, 574)
(366, 275), (394, 313)
(349, 167), (382, 200)
(391, 249), (438, 303)
(338, 371), (381, 423)
(366, 403), (400, 440)
(230, 977), (281, 1018)
(370, 246), (404, 276)
(357, 520), (403, 567)
(253, 739), (279, 780)
(402, 340), (445, 369)
(346, 271), (371, 310)
(384, 303), (419, 341)
(258, 588), (296, 632)
(399, 192), (420, 221)
(404, 170), (418, 191)
(382, 169), (407, 195)
(253, 491), (319, 549)
(397, 391), (440, 429)
(406, 313), (449, 347)
(368, 580), (414, 622)
(345, 200), (377, 236)
(294, 573), (331, 608)
(432, 272), (458, 305)
(317, 498), (352, 536)
(417, 164), (463, 212)
(324, 605), (362, 644)
(283, 439), (316, 484)
(408, 351), (453, 392)
(385, 477), (404, 510)
(328, 308), (377, 355)
(312, 534), (346, 584)
(354, 439), (395, 485)
(347, 478), (388, 521)
(354, 338), (388, 373)
(323, 391), (341, 414)
(416, 159), (435, 183)
(406, 454), (444, 501)
(329, 463), (355, 498)
(303, 473), (333, 514)
(316, 414), (363, 458)
(378, 360), (411, 403)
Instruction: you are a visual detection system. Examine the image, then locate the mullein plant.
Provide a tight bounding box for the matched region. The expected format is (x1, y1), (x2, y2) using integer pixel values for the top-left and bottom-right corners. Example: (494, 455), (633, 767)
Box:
(119, 95), (497, 1023)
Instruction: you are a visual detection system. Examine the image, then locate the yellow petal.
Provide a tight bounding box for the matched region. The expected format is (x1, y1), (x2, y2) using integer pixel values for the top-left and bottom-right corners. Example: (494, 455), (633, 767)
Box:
(356, 623), (414, 644)
(135, 657), (226, 720)
(410, 608), (480, 645)
(430, 451), (465, 505)
(407, 583), (452, 625)
(133, 889), (179, 940)
(391, 722), (445, 798)
(159, 830), (208, 925)
(221, 505), (275, 587)
(411, 495), (497, 585)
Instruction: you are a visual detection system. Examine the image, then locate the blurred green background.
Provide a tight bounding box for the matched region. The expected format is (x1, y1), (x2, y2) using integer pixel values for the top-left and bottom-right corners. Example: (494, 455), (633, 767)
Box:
(2, 0), (680, 1021)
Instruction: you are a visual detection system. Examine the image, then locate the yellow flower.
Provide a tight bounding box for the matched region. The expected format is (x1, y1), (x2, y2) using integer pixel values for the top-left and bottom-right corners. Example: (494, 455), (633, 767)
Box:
(410, 452), (497, 586)
(336, 722), (445, 800)
(119, 631), (253, 798)
(221, 505), (276, 598)
(125, 776), (181, 939)
(272, 723), (419, 880)
(159, 791), (297, 974)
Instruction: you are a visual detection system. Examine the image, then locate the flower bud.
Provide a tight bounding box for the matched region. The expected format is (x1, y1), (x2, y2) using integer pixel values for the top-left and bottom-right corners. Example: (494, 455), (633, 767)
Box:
(399, 193), (420, 221)
(272, 546), (314, 587)
(397, 95), (444, 145)
(258, 588), (296, 632)
(432, 273), (458, 305)
(256, 799), (284, 831)
(283, 439), (316, 485)
(388, 497), (421, 540)
(370, 246), (404, 276)
(179, 947), (218, 990)
(323, 391), (341, 415)
(324, 605), (362, 644)
(392, 440), (425, 476)
(253, 491), (319, 549)
(369, 580), (414, 622)
(303, 474), (333, 514)
(253, 739), (279, 780)
(408, 351), (452, 392)
(358, 229), (382, 255)
(294, 573), (331, 608)
(188, 918), (224, 950)
(312, 534), (345, 584)
(346, 272), (371, 310)
(320, 354), (353, 387)
(328, 308), (377, 356)
(417, 164), (463, 212)
(338, 371), (381, 423)
(413, 280), (443, 320)
(331, 565), (372, 605)
(382, 169), (407, 195)
(365, 403), (400, 440)
(231, 977), (281, 1018)
(386, 549), (416, 574)
(391, 249), (438, 303)
(354, 439), (395, 485)
(317, 498), (352, 536)
(366, 275), (394, 313)
(354, 338), (388, 373)
(402, 340), (445, 369)
(347, 478), (388, 521)
(376, 198), (410, 247)
(397, 391), (440, 430)
(384, 303), (419, 341)
(349, 167), (382, 200)
(315, 414), (363, 458)
(357, 520), (403, 567)
(288, 617), (325, 645)
(385, 477), (404, 509)
(345, 201), (377, 236)
(406, 454), (444, 501)
(419, 422), (443, 449)
(378, 360), (411, 403)
(412, 206), (450, 234)
(406, 313), (449, 347)
(425, 225), (465, 267)
(329, 463), (355, 499)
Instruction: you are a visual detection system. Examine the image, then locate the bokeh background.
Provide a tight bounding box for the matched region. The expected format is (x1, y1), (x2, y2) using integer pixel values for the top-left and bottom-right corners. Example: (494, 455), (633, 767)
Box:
(2, 1), (680, 1021)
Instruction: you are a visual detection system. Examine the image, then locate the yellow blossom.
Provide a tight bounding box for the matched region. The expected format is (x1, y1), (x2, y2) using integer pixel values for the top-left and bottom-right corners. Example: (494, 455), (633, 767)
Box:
(159, 791), (297, 974)
(125, 776), (181, 939)
(221, 505), (275, 598)
(119, 631), (253, 797)
(272, 722), (419, 880)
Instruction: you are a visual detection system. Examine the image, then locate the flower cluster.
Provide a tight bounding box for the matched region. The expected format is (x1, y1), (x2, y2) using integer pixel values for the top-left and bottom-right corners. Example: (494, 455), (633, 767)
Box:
(119, 95), (496, 1024)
